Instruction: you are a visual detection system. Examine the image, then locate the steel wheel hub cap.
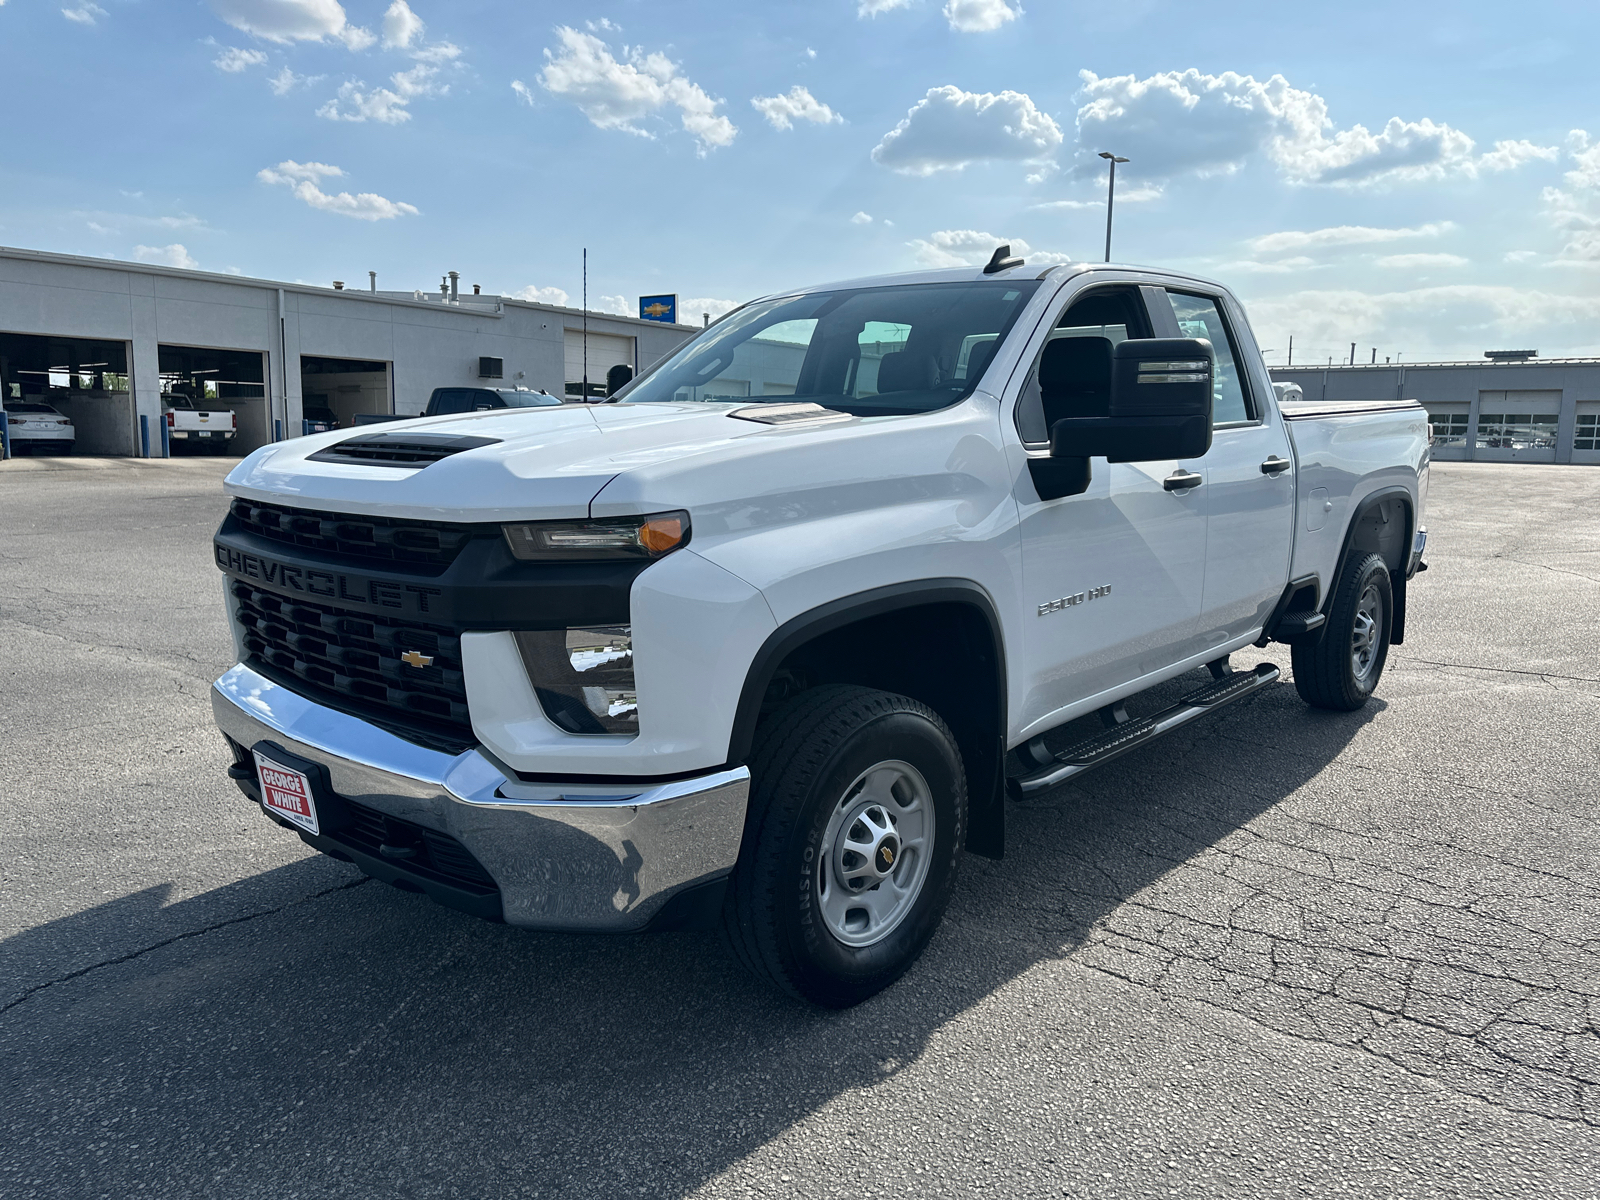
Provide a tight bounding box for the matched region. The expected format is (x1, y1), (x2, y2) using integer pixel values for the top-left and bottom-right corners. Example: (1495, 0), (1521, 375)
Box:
(1352, 583), (1383, 681)
(817, 760), (934, 948)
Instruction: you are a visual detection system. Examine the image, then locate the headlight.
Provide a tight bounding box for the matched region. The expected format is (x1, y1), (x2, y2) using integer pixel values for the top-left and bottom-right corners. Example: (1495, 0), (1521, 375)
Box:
(502, 512), (689, 562)
(515, 626), (638, 735)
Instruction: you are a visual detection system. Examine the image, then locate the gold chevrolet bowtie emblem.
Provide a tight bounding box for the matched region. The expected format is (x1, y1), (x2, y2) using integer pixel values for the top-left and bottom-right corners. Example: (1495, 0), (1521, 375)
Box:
(400, 650), (434, 668)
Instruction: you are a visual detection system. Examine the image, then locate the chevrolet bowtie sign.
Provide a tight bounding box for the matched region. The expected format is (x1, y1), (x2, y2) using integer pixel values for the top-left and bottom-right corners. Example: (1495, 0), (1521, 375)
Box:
(639, 294), (677, 324)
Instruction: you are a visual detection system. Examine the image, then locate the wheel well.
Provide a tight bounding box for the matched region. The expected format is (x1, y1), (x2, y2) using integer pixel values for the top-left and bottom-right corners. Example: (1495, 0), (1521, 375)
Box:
(1329, 488), (1415, 644)
(733, 594), (1007, 860)
(1342, 491), (1412, 576)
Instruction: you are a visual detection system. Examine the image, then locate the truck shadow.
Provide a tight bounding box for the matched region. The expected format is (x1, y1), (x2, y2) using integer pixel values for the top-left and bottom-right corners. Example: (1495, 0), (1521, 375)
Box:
(3, 668), (1382, 1199)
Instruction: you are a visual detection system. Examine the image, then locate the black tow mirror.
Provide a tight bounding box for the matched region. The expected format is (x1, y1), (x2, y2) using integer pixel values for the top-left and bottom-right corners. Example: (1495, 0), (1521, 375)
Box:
(1050, 338), (1215, 464)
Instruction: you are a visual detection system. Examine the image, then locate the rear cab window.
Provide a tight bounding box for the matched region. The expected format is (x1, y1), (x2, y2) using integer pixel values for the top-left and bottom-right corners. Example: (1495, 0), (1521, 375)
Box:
(1163, 291), (1255, 426)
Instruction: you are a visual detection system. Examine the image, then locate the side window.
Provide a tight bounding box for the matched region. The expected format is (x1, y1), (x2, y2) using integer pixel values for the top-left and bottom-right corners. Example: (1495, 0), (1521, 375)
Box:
(1015, 287), (1150, 445)
(1164, 292), (1252, 426)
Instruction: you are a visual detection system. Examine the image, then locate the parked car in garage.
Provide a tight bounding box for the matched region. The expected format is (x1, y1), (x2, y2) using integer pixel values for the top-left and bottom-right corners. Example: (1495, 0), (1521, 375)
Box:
(4, 402), (75, 454)
(302, 404), (339, 435)
(164, 397), (237, 453)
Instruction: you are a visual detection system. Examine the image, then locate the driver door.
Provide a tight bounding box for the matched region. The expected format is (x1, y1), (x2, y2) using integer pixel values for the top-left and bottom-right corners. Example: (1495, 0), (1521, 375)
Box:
(1008, 283), (1210, 733)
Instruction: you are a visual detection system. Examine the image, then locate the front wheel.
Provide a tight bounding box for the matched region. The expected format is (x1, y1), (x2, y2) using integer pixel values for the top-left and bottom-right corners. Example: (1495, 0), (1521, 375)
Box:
(723, 685), (965, 1008)
(1292, 551), (1393, 711)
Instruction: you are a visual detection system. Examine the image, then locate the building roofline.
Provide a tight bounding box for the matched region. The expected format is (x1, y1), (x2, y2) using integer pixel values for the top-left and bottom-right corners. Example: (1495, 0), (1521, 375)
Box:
(0, 244), (699, 331)
(1271, 357), (1600, 370)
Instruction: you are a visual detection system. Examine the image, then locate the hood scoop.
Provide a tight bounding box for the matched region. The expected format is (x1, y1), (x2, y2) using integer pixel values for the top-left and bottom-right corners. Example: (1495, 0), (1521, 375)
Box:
(726, 402), (852, 428)
(308, 431), (502, 469)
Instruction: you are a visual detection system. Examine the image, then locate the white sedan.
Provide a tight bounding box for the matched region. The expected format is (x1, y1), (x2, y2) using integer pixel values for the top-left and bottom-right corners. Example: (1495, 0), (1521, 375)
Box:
(5, 402), (75, 454)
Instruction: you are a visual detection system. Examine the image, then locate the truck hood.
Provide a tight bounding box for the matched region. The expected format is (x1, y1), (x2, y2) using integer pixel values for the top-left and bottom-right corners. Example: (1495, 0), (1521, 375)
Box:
(224, 402), (825, 522)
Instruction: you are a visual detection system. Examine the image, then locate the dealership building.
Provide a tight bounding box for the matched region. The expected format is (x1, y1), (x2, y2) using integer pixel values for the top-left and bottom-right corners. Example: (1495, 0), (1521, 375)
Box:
(1271, 354), (1600, 465)
(0, 246), (699, 459)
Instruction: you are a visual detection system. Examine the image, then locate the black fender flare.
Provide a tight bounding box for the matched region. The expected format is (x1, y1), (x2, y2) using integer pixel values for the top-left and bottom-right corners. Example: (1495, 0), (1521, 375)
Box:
(1323, 484), (1416, 645)
(728, 578), (1009, 859)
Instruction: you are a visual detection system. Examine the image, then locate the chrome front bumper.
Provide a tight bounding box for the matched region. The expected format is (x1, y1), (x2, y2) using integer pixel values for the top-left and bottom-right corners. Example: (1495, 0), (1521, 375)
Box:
(211, 664), (750, 931)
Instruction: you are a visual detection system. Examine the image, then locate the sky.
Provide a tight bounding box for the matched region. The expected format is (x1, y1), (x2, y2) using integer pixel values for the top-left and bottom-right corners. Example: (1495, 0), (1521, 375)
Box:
(3, 0), (1599, 363)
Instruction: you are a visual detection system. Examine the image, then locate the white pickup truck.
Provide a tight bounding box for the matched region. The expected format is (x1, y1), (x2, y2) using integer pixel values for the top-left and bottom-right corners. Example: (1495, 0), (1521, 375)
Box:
(165, 396), (237, 452)
(210, 255), (1429, 1007)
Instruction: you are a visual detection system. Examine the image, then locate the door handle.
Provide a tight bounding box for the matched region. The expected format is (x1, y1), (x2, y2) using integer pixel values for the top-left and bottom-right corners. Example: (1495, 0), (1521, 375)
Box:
(1163, 469), (1203, 491)
(1261, 455), (1292, 475)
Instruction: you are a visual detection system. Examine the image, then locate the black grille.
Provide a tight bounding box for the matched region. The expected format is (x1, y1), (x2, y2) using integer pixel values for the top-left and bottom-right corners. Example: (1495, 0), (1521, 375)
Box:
(307, 431), (500, 468)
(338, 801), (498, 894)
(228, 497), (486, 570)
(233, 581), (473, 749)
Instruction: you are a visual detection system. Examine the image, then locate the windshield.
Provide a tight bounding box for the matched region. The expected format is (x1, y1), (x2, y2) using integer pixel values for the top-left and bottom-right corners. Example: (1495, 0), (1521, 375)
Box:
(617, 280), (1040, 417)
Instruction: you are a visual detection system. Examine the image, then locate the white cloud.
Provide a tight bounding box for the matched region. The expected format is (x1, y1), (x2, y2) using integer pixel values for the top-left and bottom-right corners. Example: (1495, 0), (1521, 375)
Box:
(214, 46), (268, 72)
(1375, 252), (1469, 269)
(209, 0), (372, 48)
(1248, 222), (1454, 255)
(539, 26), (735, 155)
(512, 284), (570, 306)
(62, 3), (106, 24)
(381, 0), (423, 48)
(1478, 139), (1559, 172)
(511, 80), (535, 107)
(409, 41), (460, 63)
(269, 66), (321, 94)
(594, 295), (630, 315)
(859, 0), (913, 14)
(318, 65), (442, 123)
(873, 85), (1062, 176)
(685, 297), (740, 322)
(907, 229), (1070, 268)
(1218, 256), (1319, 275)
(943, 0), (1020, 32)
(1504, 250), (1539, 263)
(1032, 183), (1161, 211)
(1074, 69), (1552, 187)
(851, 211), (873, 225)
(751, 86), (842, 131)
(1541, 130), (1600, 263)
(133, 244), (199, 269)
(257, 160), (418, 220)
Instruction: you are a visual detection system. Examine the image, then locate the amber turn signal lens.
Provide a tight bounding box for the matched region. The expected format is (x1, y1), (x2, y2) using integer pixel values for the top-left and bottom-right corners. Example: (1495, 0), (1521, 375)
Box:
(638, 516), (685, 554)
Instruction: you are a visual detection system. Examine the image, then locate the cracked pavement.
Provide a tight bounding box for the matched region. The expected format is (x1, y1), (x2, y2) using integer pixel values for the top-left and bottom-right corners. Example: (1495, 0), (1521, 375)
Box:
(1, 457), (1597, 1198)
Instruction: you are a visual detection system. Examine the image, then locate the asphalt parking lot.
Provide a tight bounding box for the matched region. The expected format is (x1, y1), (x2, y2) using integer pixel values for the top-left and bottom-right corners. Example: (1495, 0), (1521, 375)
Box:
(1, 455), (1597, 1198)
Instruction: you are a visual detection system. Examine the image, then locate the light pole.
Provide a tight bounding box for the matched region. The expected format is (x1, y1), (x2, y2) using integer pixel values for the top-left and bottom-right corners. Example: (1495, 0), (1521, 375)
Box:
(1098, 151), (1129, 262)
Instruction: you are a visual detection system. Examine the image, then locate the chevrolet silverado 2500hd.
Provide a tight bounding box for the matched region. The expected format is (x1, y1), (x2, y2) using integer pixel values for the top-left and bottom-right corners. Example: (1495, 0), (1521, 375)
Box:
(211, 255), (1429, 1007)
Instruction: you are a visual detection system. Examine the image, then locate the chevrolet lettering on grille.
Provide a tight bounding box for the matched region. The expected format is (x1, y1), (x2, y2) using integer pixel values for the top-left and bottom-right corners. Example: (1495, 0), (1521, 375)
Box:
(213, 543), (443, 615)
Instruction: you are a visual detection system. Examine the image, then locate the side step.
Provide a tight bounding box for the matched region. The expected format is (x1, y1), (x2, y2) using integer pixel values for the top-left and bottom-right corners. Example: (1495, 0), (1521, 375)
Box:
(1008, 662), (1280, 797)
(1274, 610), (1325, 641)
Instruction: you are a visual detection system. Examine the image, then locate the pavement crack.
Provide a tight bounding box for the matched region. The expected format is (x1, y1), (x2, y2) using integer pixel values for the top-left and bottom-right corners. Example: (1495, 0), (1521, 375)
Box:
(1388, 655), (1600, 684)
(0, 877), (371, 1016)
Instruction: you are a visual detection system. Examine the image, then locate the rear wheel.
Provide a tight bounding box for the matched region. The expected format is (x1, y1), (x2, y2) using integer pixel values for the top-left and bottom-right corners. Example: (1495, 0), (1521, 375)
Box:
(1292, 551), (1392, 711)
(723, 685), (965, 1008)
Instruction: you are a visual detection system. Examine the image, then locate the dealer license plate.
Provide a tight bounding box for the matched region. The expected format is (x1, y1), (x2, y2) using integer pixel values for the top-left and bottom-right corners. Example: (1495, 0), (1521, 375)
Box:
(253, 752), (320, 835)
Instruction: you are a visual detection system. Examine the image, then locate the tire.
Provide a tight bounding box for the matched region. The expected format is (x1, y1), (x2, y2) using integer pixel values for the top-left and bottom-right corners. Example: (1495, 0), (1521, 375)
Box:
(1292, 551), (1393, 711)
(723, 684), (966, 1008)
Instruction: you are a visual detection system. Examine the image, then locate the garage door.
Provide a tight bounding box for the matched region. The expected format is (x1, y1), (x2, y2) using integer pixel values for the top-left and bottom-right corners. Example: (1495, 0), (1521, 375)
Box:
(1575, 400), (1600, 464)
(563, 330), (635, 399)
(1422, 402), (1470, 460)
(1475, 390), (1561, 462)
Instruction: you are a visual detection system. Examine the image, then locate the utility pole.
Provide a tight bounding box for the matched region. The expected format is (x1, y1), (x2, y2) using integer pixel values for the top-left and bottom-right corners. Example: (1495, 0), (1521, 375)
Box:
(1349, 342), (1356, 365)
(1098, 151), (1129, 262)
(1288, 334), (1293, 366)
(582, 248), (588, 402)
